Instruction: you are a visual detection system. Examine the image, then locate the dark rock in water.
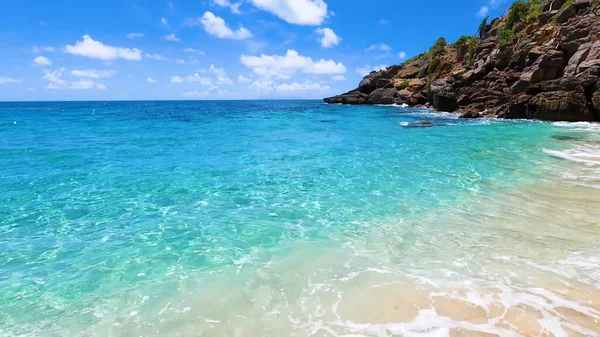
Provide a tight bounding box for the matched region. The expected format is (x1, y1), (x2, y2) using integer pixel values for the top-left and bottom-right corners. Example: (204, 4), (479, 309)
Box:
(401, 121), (434, 128)
(552, 135), (582, 141)
(459, 111), (484, 119)
(527, 91), (594, 121)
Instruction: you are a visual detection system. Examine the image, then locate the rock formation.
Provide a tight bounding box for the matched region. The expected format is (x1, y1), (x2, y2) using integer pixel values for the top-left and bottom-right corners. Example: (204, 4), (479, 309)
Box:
(324, 0), (600, 122)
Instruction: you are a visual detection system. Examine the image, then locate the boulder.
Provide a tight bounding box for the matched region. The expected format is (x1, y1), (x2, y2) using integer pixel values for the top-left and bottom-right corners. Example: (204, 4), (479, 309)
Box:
(592, 87), (600, 114)
(500, 95), (531, 119)
(526, 76), (585, 94)
(433, 95), (458, 112)
(368, 88), (398, 104)
(459, 111), (485, 118)
(527, 91), (593, 121)
(564, 42), (592, 76)
(557, 5), (577, 23)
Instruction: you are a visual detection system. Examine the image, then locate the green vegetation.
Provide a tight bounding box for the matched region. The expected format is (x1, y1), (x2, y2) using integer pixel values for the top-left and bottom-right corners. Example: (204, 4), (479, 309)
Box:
(430, 37), (447, 55)
(497, 0), (543, 30)
(478, 16), (489, 38)
(418, 67), (428, 78)
(560, 0), (575, 11)
(454, 35), (480, 64)
(398, 79), (410, 90)
(428, 57), (442, 75)
(499, 26), (515, 44)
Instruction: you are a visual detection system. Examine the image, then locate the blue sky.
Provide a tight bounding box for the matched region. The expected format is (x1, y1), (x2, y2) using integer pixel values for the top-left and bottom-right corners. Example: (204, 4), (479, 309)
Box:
(0, 0), (511, 101)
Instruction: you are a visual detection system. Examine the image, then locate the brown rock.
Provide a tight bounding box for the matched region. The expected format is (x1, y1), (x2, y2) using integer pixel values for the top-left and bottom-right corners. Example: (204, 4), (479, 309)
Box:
(527, 91), (594, 121)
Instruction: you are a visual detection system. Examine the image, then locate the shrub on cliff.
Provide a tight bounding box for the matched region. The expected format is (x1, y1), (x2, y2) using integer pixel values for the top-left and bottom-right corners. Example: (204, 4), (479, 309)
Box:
(478, 16), (489, 38)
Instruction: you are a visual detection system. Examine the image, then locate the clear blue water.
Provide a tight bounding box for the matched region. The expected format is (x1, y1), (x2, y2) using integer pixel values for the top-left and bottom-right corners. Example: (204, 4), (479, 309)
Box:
(1, 101), (598, 336)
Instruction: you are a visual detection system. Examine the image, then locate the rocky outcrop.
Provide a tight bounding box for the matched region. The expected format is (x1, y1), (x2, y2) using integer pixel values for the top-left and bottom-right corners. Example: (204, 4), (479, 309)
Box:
(324, 0), (600, 122)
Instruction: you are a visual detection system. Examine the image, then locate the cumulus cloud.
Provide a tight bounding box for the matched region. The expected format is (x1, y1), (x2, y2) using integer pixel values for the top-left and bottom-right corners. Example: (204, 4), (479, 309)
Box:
(126, 33), (144, 39)
(240, 49), (346, 79)
(33, 56), (52, 66)
(237, 75), (252, 83)
(248, 0), (328, 26)
(213, 0), (242, 13)
(0, 77), (21, 84)
(147, 77), (156, 83)
(276, 80), (330, 92)
(316, 27), (340, 48)
(70, 69), (116, 78)
(43, 68), (106, 90)
(171, 74), (213, 85)
(145, 53), (168, 61)
(189, 12), (252, 40)
(355, 64), (387, 76)
(249, 79), (276, 92)
(65, 35), (142, 61)
(477, 6), (489, 17)
(398, 51), (407, 59)
(366, 43), (391, 52)
(332, 75), (346, 81)
(164, 33), (181, 42)
(161, 17), (168, 25)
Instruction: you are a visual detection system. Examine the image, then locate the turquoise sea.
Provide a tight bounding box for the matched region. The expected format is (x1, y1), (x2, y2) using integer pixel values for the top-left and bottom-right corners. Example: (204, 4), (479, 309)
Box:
(1, 101), (599, 336)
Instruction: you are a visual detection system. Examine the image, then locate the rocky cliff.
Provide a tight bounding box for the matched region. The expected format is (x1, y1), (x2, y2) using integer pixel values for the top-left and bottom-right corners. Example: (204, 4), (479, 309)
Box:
(324, 0), (600, 122)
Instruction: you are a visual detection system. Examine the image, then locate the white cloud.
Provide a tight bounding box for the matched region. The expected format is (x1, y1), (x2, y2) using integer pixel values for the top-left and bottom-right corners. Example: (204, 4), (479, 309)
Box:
(332, 75), (346, 81)
(182, 85), (221, 97)
(70, 69), (116, 78)
(161, 17), (168, 25)
(248, 0), (328, 26)
(237, 75), (252, 83)
(477, 6), (489, 17)
(43, 68), (106, 90)
(171, 74), (213, 85)
(126, 33), (144, 39)
(213, 0), (241, 14)
(195, 11), (252, 40)
(378, 19), (390, 25)
(0, 77), (21, 84)
(70, 78), (97, 89)
(218, 76), (233, 84)
(164, 33), (181, 42)
(147, 77), (157, 83)
(276, 80), (330, 93)
(398, 51), (407, 59)
(33, 56), (52, 66)
(65, 35), (142, 61)
(249, 79), (276, 92)
(43, 68), (68, 88)
(355, 64), (387, 76)
(176, 59), (186, 64)
(184, 48), (205, 54)
(145, 53), (168, 61)
(208, 64), (227, 77)
(366, 43), (391, 52)
(316, 27), (340, 48)
(240, 49), (346, 79)
(32, 46), (55, 53)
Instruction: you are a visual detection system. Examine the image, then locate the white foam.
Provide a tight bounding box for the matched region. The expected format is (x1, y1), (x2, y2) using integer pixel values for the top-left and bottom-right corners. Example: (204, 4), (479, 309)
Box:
(543, 145), (600, 166)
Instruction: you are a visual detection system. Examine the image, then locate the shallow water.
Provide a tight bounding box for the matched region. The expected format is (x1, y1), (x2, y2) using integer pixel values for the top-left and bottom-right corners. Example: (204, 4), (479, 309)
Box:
(0, 101), (599, 336)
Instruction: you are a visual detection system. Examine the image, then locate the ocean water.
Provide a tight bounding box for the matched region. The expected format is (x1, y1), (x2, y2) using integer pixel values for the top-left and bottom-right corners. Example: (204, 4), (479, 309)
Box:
(0, 101), (599, 337)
